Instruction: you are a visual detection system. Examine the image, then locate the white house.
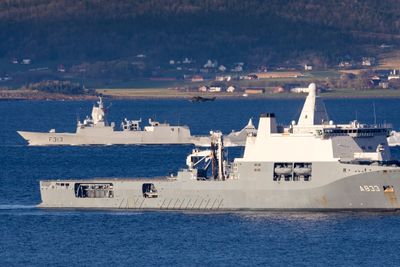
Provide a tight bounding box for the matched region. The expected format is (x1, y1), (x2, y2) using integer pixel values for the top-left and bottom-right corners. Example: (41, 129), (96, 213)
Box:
(215, 75), (232, 82)
(304, 64), (313, 71)
(218, 65), (227, 72)
(191, 75), (204, 82)
(198, 86), (209, 92)
(388, 70), (400, 80)
(182, 58), (191, 64)
(204, 59), (218, 68)
(291, 87), (310, 93)
(231, 65), (243, 72)
(362, 57), (374, 67)
(209, 86), (222, 92)
(226, 86), (236, 93)
(338, 61), (353, 68)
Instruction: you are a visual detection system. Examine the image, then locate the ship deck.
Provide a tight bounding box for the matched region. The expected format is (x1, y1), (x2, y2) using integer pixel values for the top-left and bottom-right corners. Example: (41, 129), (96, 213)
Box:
(41, 176), (175, 183)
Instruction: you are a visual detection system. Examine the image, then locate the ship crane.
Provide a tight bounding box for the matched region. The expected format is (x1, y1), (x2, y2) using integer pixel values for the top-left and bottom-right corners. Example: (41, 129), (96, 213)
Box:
(186, 131), (228, 180)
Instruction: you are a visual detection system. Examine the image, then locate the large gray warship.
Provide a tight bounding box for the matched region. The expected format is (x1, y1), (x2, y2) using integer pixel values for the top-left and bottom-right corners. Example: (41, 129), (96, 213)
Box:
(17, 97), (254, 146)
(38, 84), (400, 210)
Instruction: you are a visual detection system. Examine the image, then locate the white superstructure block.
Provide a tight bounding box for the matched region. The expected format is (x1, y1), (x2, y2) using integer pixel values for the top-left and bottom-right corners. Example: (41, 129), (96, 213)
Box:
(257, 113), (277, 138)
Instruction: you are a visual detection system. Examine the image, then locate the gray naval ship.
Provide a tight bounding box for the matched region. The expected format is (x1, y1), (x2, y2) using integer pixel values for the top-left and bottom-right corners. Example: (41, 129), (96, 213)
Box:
(17, 97), (193, 145)
(38, 83), (400, 210)
(17, 97), (254, 146)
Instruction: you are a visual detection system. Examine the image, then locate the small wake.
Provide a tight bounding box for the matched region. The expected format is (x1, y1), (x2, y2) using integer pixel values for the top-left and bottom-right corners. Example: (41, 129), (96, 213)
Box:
(0, 204), (36, 210)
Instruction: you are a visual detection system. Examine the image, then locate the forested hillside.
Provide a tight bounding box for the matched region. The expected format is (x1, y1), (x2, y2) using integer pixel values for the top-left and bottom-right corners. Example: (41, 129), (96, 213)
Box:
(0, 0), (399, 65)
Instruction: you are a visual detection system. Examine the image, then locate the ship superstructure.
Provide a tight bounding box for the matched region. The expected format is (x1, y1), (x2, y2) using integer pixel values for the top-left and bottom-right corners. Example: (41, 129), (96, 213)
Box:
(39, 84), (400, 210)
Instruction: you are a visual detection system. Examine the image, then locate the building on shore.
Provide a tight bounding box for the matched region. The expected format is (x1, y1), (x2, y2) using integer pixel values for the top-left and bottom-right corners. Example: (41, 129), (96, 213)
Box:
(198, 85), (209, 92)
(226, 86), (236, 93)
(191, 75), (204, 82)
(245, 88), (265, 94)
(209, 86), (222, 92)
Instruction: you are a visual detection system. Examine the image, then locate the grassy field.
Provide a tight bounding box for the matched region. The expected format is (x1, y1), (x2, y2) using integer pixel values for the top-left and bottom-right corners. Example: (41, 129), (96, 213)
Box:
(94, 70), (342, 91)
(377, 50), (400, 69)
(321, 88), (400, 98)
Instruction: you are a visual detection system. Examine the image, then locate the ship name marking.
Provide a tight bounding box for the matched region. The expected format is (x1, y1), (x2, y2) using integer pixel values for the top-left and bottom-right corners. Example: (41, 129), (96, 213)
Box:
(359, 185), (380, 192)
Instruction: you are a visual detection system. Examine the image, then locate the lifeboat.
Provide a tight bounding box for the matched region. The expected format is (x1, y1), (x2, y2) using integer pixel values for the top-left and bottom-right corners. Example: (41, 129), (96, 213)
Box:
(293, 167), (312, 175)
(274, 166), (292, 175)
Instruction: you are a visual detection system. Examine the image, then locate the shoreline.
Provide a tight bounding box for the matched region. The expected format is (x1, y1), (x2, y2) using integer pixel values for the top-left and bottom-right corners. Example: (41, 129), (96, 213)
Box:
(1, 88), (400, 101)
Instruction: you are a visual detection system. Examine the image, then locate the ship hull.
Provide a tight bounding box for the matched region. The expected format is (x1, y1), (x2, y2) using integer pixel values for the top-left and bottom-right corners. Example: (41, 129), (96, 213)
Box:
(17, 127), (194, 145)
(18, 131), (244, 147)
(38, 162), (400, 210)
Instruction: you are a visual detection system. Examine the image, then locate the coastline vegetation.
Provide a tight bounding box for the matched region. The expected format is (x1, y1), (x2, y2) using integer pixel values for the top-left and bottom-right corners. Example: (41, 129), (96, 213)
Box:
(23, 80), (95, 95)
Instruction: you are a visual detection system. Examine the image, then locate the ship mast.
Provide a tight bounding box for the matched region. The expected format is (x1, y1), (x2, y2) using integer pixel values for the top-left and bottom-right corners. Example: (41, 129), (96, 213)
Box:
(210, 131), (226, 180)
(91, 96), (106, 125)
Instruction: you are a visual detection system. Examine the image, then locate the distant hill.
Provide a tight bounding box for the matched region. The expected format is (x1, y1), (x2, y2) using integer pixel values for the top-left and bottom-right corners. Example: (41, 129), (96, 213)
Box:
(0, 0), (399, 66)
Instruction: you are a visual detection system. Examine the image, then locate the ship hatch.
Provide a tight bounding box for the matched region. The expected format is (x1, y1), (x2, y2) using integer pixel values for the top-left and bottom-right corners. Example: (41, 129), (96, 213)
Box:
(74, 183), (114, 198)
(142, 183), (158, 198)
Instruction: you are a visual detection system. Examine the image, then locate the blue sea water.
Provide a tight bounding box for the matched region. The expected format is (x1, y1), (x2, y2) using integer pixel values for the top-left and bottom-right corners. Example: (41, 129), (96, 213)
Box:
(1, 98), (400, 266)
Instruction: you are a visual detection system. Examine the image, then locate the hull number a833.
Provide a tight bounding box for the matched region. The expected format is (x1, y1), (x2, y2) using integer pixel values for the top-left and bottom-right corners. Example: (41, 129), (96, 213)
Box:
(360, 185), (380, 192)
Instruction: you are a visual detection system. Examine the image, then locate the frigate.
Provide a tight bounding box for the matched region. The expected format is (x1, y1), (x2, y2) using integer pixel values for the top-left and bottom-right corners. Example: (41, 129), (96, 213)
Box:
(191, 118), (256, 147)
(17, 97), (252, 146)
(38, 83), (400, 210)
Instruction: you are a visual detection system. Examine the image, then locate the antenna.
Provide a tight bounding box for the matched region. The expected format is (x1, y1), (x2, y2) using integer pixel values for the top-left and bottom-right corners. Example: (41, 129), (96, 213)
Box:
(373, 102), (377, 125)
(76, 107), (81, 124)
(105, 102), (112, 114)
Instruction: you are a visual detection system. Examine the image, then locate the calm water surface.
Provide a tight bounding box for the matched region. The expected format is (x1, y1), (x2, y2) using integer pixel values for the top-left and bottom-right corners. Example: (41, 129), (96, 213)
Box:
(1, 98), (400, 266)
